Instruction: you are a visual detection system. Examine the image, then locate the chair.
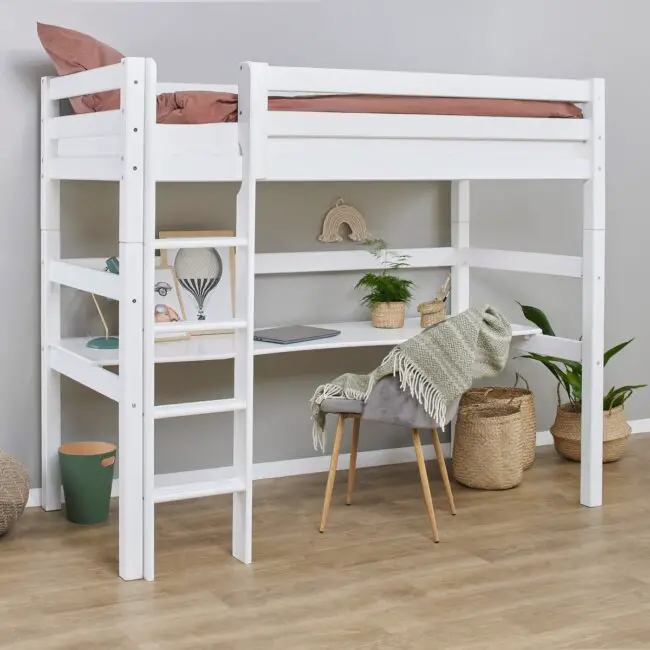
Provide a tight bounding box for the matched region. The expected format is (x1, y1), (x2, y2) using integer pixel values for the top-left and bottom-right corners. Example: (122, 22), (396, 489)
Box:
(318, 376), (458, 542)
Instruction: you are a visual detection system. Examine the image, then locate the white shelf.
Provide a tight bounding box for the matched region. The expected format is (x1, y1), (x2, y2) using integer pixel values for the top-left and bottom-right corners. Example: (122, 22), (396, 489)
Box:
(55, 318), (541, 367)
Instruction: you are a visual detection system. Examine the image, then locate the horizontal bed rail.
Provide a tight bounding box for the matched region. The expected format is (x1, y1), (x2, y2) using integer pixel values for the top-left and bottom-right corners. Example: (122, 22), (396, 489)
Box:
(49, 260), (120, 300)
(47, 61), (126, 101)
(267, 113), (590, 142)
(49, 111), (122, 140)
(467, 248), (583, 278)
(512, 334), (582, 362)
(50, 346), (120, 401)
(264, 64), (593, 103)
(157, 82), (237, 94)
(256, 247), (457, 275)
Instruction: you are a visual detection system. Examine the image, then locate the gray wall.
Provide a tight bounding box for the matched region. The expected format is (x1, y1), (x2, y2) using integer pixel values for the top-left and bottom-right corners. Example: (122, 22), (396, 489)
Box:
(1, 1), (646, 484)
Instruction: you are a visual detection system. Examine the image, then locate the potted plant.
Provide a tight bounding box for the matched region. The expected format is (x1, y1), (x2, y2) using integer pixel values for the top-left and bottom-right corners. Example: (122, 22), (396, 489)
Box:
(518, 303), (645, 462)
(355, 238), (415, 329)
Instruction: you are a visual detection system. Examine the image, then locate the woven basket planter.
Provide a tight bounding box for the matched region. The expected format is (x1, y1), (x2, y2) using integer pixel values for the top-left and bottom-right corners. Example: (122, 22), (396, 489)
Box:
(417, 299), (446, 328)
(371, 302), (406, 329)
(0, 449), (29, 536)
(459, 382), (537, 470)
(550, 403), (630, 463)
(452, 404), (524, 490)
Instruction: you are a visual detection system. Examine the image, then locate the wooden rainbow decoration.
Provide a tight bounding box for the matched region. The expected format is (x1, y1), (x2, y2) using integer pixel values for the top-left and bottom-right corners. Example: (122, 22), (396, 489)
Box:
(318, 198), (371, 243)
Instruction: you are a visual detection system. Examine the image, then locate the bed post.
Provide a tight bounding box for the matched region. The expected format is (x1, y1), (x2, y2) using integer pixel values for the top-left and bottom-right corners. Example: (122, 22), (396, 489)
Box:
(233, 61), (267, 564)
(451, 181), (470, 315)
(40, 77), (62, 512)
(581, 78), (606, 507)
(449, 181), (470, 455)
(142, 58), (158, 582)
(118, 57), (146, 580)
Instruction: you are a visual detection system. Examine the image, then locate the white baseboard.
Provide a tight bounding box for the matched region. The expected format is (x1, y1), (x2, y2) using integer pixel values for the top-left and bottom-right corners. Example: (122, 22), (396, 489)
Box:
(27, 419), (650, 509)
(27, 442), (451, 508)
(630, 418), (650, 435)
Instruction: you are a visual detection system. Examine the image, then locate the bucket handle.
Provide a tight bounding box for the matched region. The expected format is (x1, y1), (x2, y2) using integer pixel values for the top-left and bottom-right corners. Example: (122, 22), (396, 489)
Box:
(101, 456), (116, 468)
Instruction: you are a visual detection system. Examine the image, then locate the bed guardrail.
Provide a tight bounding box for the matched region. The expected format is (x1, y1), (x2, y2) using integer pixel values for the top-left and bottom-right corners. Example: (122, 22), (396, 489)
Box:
(47, 61), (125, 101)
(264, 65), (593, 103)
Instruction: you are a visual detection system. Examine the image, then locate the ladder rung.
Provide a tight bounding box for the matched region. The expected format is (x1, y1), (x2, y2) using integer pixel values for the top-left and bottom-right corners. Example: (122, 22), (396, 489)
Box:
(154, 398), (246, 420)
(154, 320), (246, 335)
(154, 477), (245, 504)
(154, 236), (248, 250)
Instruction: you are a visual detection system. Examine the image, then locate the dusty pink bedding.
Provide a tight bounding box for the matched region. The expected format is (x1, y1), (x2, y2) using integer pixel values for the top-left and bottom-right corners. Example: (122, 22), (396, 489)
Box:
(37, 23), (583, 123)
(156, 91), (583, 124)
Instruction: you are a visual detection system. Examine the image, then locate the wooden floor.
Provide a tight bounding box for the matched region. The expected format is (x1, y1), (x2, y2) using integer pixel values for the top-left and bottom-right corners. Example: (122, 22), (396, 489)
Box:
(3, 437), (650, 650)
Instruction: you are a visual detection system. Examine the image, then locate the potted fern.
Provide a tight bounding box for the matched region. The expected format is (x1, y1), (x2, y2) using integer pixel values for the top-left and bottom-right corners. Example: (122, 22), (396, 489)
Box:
(355, 238), (415, 329)
(518, 303), (645, 462)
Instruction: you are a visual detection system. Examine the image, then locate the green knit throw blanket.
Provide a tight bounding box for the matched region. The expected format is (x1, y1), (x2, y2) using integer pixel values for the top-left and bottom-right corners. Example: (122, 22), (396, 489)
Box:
(310, 305), (512, 451)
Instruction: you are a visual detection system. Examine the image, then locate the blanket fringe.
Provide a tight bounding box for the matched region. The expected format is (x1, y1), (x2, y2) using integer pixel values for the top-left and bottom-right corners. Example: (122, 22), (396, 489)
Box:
(309, 384), (366, 452)
(382, 347), (447, 428)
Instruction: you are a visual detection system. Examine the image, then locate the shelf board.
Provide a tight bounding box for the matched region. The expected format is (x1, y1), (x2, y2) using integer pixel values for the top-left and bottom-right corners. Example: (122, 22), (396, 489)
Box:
(55, 318), (541, 367)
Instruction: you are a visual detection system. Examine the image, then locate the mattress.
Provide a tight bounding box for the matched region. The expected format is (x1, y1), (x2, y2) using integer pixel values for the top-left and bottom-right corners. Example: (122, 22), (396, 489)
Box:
(156, 91), (583, 125)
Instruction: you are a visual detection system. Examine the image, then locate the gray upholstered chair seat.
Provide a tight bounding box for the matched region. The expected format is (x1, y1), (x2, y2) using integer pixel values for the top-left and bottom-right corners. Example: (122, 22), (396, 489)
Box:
(320, 398), (364, 414)
(320, 376), (460, 429)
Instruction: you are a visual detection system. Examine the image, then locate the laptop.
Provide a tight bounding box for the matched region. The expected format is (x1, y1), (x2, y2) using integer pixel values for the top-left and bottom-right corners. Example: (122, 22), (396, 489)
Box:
(253, 325), (341, 345)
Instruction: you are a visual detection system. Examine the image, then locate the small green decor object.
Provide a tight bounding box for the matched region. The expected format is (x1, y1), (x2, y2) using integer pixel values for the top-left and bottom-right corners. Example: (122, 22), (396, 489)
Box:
(355, 238), (415, 329)
(87, 257), (120, 350)
(58, 441), (117, 525)
(87, 336), (119, 350)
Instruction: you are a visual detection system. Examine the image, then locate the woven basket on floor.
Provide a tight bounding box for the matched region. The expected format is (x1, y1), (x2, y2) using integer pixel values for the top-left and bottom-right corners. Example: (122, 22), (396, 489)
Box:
(459, 378), (537, 470)
(371, 302), (406, 329)
(417, 299), (446, 328)
(0, 449), (30, 536)
(452, 404), (524, 490)
(550, 403), (630, 463)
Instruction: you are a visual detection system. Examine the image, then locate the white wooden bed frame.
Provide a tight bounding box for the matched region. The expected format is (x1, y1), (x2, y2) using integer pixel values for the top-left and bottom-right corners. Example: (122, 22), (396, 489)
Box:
(40, 59), (605, 582)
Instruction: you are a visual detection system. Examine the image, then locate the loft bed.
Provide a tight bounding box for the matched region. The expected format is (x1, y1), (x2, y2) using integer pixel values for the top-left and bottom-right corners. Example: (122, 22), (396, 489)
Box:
(40, 58), (605, 583)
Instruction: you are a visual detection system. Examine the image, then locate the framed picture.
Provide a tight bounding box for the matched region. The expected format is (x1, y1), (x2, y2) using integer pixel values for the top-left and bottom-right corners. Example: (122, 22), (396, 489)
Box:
(158, 229), (235, 335)
(153, 264), (190, 342)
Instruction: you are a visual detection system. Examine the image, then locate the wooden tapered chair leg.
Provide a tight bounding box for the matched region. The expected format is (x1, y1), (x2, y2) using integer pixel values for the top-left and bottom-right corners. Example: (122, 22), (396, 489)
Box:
(412, 428), (440, 543)
(346, 416), (361, 505)
(432, 428), (456, 515)
(319, 414), (346, 533)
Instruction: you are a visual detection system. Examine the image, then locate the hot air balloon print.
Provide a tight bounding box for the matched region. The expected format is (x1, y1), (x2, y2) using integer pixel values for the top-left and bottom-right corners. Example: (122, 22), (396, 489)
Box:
(174, 247), (223, 321)
(158, 229), (236, 333)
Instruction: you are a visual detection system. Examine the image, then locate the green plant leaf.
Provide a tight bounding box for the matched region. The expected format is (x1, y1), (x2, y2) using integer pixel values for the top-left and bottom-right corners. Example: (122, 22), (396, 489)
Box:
(521, 352), (570, 392)
(603, 384), (646, 410)
(355, 272), (415, 306)
(604, 339), (634, 366)
(517, 302), (556, 336)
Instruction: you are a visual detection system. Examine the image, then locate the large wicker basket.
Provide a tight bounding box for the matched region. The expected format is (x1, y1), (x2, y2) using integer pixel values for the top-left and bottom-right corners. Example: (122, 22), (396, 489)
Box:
(371, 302), (406, 329)
(550, 403), (630, 463)
(459, 379), (537, 470)
(452, 404), (524, 490)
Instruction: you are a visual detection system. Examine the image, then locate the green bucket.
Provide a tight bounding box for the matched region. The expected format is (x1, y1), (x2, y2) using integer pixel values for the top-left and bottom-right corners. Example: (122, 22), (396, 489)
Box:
(58, 442), (116, 525)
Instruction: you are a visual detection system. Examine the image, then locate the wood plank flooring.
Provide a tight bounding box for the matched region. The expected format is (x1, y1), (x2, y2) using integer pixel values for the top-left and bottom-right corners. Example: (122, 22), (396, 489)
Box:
(3, 436), (650, 649)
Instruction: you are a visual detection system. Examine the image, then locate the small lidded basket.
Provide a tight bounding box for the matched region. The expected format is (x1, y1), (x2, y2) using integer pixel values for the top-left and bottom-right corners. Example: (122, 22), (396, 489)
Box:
(418, 275), (450, 328)
(417, 299), (446, 328)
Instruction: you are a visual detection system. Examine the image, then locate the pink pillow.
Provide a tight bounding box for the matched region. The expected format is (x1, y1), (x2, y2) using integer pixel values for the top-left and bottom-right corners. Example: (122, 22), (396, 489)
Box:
(37, 22), (124, 114)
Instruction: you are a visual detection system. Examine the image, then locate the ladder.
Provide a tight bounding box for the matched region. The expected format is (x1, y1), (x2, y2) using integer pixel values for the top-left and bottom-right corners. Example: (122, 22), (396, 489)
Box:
(141, 60), (258, 581)
(40, 58), (260, 581)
